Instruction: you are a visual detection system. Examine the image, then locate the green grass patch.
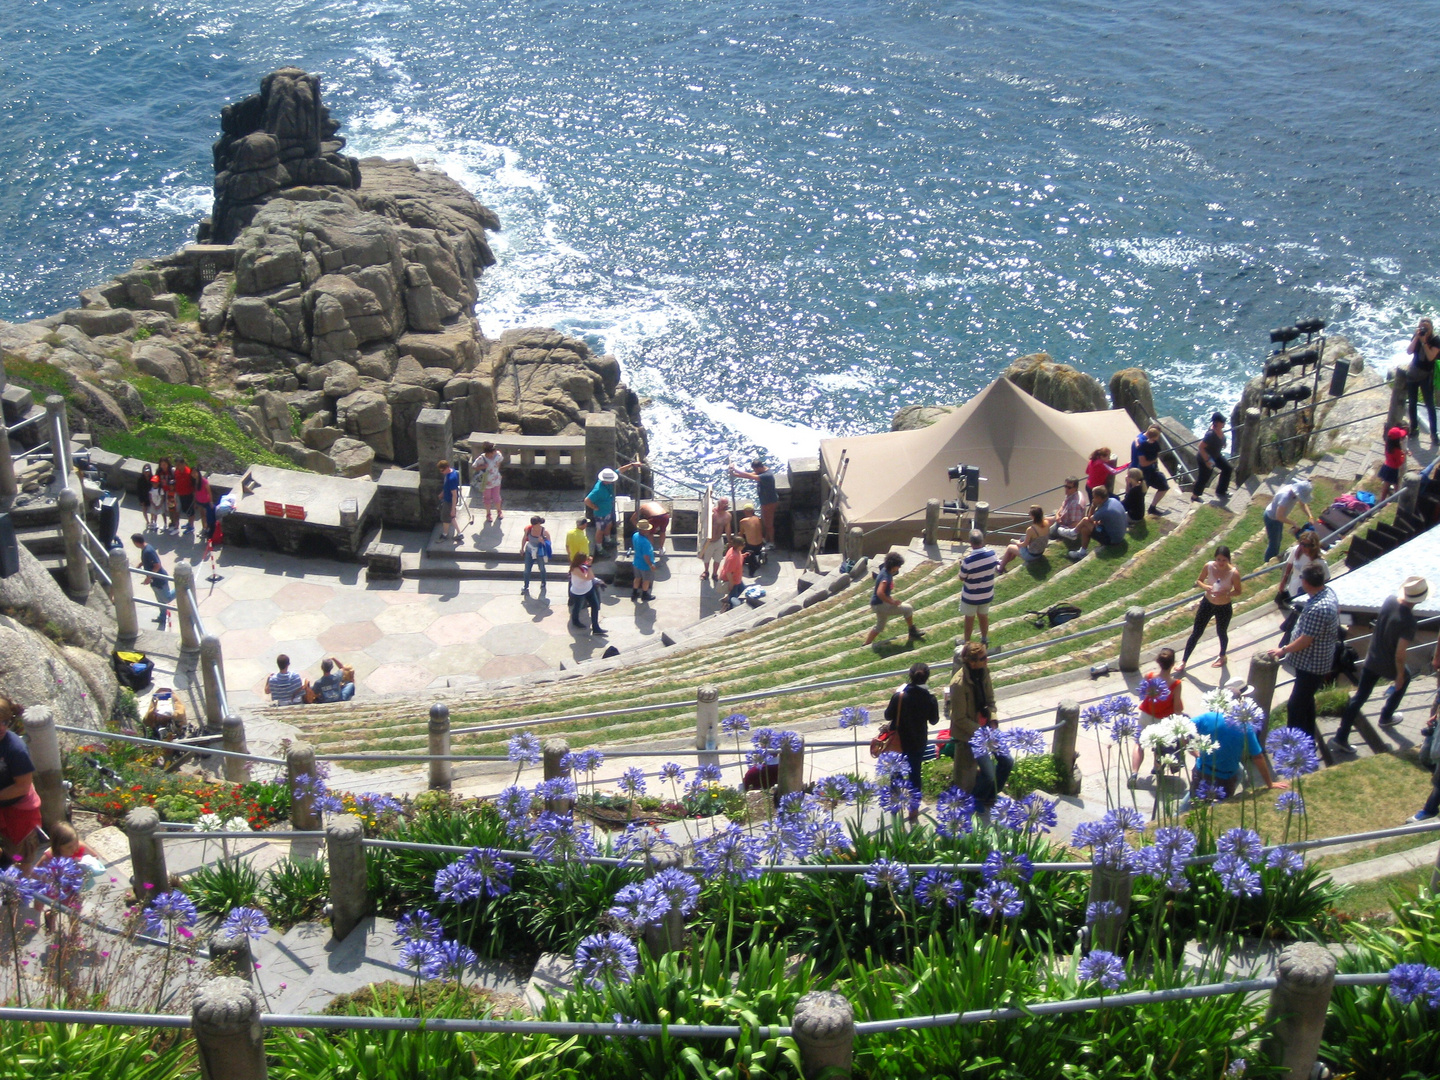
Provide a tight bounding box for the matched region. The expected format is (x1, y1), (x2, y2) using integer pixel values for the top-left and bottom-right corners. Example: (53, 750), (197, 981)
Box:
(1332, 865), (1429, 920)
(3, 354), (74, 401)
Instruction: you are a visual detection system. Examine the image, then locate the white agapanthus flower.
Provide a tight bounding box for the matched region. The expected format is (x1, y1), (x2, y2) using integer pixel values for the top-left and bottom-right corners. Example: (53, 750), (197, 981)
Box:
(224, 816), (251, 832)
(196, 812), (224, 832)
(1189, 734), (1218, 757)
(1143, 715), (1198, 751)
(1202, 688), (1236, 715)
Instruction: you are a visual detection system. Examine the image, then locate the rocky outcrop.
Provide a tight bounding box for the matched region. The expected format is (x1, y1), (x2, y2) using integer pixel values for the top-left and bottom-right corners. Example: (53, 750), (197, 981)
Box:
(1109, 368), (1157, 429)
(891, 404), (955, 432)
(1005, 353), (1108, 413)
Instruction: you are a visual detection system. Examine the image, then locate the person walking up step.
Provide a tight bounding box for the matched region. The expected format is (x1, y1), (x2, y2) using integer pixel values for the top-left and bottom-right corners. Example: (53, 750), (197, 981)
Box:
(1330, 576), (1427, 754)
(864, 552), (925, 647)
(1270, 564), (1340, 746)
(1192, 412), (1233, 502)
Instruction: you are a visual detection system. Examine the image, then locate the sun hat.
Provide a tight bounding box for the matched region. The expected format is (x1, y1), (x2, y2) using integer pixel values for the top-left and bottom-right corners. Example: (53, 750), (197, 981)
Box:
(1293, 480), (1313, 502)
(1401, 576), (1430, 604)
(1222, 677), (1255, 698)
(598, 468), (619, 483)
(637, 520), (652, 532)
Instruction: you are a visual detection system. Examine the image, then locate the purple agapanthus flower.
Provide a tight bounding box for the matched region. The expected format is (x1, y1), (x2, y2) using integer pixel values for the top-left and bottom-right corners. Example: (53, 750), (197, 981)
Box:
(1274, 790), (1306, 815)
(1006, 728), (1048, 756)
(1078, 949), (1127, 990)
(608, 882), (672, 928)
(1085, 900), (1123, 925)
(434, 861), (485, 905)
(838, 706), (871, 729)
(1264, 846), (1305, 875)
(721, 713), (750, 736)
(395, 909), (443, 945)
(1265, 727), (1321, 780)
(778, 730), (804, 753)
(34, 856), (87, 904)
(804, 818), (853, 858)
(619, 767), (648, 798)
(1214, 853), (1263, 898)
(935, 787), (976, 838)
(878, 779), (920, 816)
(863, 857), (912, 894)
(495, 785), (534, 829)
(694, 824), (763, 883)
(401, 937), (442, 979)
(1136, 675), (1171, 703)
(430, 938), (478, 981)
(1388, 962), (1440, 1009)
(1135, 826), (1196, 892)
(874, 751), (911, 782)
(1004, 793), (1059, 834)
(981, 850), (1035, 885)
(1217, 827), (1264, 862)
(528, 812), (599, 862)
(973, 880), (1025, 919)
(574, 932), (640, 988)
(1226, 698), (1266, 734)
(916, 870), (965, 909)
(814, 774), (857, 811)
(658, 761), (685, 783)
(1081, 704), (1108, 731)
(0, 866), (39, 904)
(970, 726), (1007, 759)
(648, 868), (701, 916)
(614, 823), (666, 860)
(1193, 777), (1227, 804)
(694, 763), (723, 784)
(508, 732), (542, 767)
(221, 906), (270, 941)
(143, 891), (198, 939)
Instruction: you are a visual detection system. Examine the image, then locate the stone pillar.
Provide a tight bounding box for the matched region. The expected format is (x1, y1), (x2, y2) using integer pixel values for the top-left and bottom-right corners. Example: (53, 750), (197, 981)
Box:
(326, 814), (369, 941)
(1235, 406), (1263, 484)
(1387, 364), (1410, 431)
(124, 806), (168, 907)
(174, 560), (200, 656)
(792, 990), (855, 1079)
(22, 706), (66, 831)
(1052, 699), (1082, 797)
(541, 737), (572, 812)
(44, 394), (73, 491)
(641, 847), (686, 957)
(843, 526), (863, 565)
(1085, 864), (1133, 953)
(1118, 606), (1145, 673)
(584, 410), (618, 478)
(192, 976), (267, 1080)
(1260, 943), (1336, 1079)
(1248, 652), (1280, 722)
(923, 498), (941, 546)
(56, 487), (91, 601)
(415, 407), (454, 526)
(778, 734), (804, 801)
(200, 635), (226, 732)
(0, 422), (15, 499)
(696, 685), (720, 771)
(209, 929), (255, 982)
(221, 715), (250, 784)
(286, 742), (321, 831)
(109, 546), (138, 645)
(971, 501), (989, 539)
(428, 703), (453, 792)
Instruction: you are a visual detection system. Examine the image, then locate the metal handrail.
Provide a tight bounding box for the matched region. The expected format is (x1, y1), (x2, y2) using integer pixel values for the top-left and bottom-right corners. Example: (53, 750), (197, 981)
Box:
(1272, 409), (1390, 448)
(14, 441), (52, 462)
(6, 413), (42, 434)
(54, 724), (284, 765)
(860, 506), (929, 538)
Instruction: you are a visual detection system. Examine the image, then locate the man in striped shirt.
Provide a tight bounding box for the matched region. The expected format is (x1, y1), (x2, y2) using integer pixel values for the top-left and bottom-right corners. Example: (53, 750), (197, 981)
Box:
(265, 654), (305, 706)
(958, 530), (999, 647)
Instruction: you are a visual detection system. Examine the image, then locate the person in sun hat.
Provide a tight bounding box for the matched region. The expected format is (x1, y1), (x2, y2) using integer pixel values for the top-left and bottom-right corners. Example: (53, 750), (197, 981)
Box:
(630, 519), (656, 602)
(1330, 575), (1428, 755)
(1262, 478), (1317, 562)
(586, 468), (621, 548)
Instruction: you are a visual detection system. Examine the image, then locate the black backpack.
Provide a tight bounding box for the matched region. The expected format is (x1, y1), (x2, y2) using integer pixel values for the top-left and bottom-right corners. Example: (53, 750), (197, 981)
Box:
(1028, 604), (1082, 629)
(112, 650), (155, 692)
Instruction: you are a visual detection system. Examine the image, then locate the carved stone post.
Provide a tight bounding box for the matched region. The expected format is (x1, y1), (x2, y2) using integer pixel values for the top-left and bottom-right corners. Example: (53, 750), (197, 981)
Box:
(109, 546), (138, 645)
(843, 526), (863, 566)
(326, 814), (370, 942)
(428, 703), (452, 792)
(778, 733), (804, 801)
(542, 737), (572, 812)
(173, 560), (200, 656)
(1085, 864), (1133, 953)
(792, 991), (854, 1079)
(1118, 606), (1145, 673)
(22, 706), (66, 831)
(44, 394), (73, 491)
(641, 847), (686, 957)
(1260, 943), (1336, 1079)
(923, 498), (941, 546)
(286, 742), (321, 831)
(1235, 406), (1263, 484)
(200, 634), (226, 732)
(192, 976), (267, 1080)
(971, 501), (990, 539)
(57, 487), (91, 601)
(1387, 364), (1410, 431)
(221, 715), (250, 784)
(0, 422), (15, 499)
(1248, 652), (1280, 722)
(696, 685), (720, 772)
(209, 929), (254, 982)
(1052, 699), (1082, 797)
(124, 806), (168, 907)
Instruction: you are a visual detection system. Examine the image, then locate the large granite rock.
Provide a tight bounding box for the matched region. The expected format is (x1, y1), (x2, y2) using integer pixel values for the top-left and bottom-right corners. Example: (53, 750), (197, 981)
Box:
(1109, 368), (1158, 429)
(891, 404), (954, 431)
(1005, 352), (1108, 413)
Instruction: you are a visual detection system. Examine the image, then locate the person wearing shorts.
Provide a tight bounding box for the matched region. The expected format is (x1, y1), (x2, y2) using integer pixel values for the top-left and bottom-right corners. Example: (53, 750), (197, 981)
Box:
(1130, 425), (1170, 515)
(438, 459), (462, 541)
(700, 497), (730, 580)
(958, 530), (999, 645)
(173, 457), (196, 532)
(473, 442), (505, 523)
(585, 468), (620, 547)
(0, 696), (43, 873)
(865, 552), (924, 646)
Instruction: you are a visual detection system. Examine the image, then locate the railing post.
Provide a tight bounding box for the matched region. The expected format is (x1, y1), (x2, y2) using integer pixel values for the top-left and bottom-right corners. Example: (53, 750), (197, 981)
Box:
(200, 635), (226, 733)
(22, 706), (66, 832)
(971, 501), (989, 539)
(109, 547), (138, 645)
(792, 990), (855, 1079)
(56, 487), (91, 601)
(1118, 606), (1145, 673)
(428, 703), (453, 792)
(124, 806), (168, 907)
(1085, 864), (1133, 953)
(696, 685), (720, 771)
(192, 976), (267, 1080)
(1248, 652), (1280, 720)
(778, 733), (804, 801)
(1052, 699), (1082, 797)
(542, 737), (572, 812)
(287, 742), (321, 831)
(221, 714), (250, 784)
(1261, 942), (1336, 1079)
(641, 847), (686, 957)
(44, 394), (73, 491)
(1235, 406), (1263, 483)
(0, 422), (15, 499)
(209, 928), (255, 983)
(843, 526), (863, 566)
(1387, 364), (1409, 431)
(923, 498), (941, 546)
(174, 560), (200, 656)
(326, 814), (370, 941)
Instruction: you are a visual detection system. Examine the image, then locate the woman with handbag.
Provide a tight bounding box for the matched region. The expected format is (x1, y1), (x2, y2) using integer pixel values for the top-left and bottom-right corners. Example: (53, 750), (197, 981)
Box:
(945, 642), (1010, 808)
(521, 515), (551, 596)
(883, 662), (940, 823)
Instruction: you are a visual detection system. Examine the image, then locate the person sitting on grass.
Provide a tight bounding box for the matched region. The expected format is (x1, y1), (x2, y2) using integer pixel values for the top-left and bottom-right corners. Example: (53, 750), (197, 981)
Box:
(1177, 694), (1287, 812)
(999, 505), (1050, 573)
(864, 552), (925, 647)
(718, 535), (746, 611)
(1068, 487), (1129, 562)
(1121, 467), (1147, 522)
(1085, 447), (1125, 499)
(1049, 476), (1086, 545)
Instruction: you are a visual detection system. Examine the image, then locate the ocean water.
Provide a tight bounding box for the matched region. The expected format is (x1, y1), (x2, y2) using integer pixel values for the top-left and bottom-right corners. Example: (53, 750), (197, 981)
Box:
(3, 0), (1439, 486)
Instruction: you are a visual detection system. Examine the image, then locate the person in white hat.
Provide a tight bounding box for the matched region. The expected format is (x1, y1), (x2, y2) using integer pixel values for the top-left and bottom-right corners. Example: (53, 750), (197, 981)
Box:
(1331, 575), (1428, 754)
(1262, 479), (1316, 562)
(586, 468), (621, 548)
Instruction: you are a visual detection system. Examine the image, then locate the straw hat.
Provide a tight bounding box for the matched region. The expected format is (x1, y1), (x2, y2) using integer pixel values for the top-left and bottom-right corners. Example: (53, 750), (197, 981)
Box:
(598, 468), (619, 483)
(1401, 576), (1430, 604)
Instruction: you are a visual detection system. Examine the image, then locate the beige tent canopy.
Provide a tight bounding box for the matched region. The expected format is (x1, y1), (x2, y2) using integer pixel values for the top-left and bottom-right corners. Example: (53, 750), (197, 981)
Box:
(819, 377), (1140, 554)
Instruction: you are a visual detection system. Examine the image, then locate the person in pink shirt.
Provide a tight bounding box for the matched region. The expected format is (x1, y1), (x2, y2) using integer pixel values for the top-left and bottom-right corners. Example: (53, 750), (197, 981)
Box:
(1085, 447), (1125, 498)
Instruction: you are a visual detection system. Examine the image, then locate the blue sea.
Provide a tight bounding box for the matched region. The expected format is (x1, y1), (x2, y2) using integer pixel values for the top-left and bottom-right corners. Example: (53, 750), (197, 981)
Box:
(3, 0), (1439, 484)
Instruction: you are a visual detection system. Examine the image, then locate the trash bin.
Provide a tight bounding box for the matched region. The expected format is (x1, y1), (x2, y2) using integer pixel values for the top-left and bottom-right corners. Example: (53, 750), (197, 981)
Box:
(339, 498), (359, 529)
(97, 495), (121, 549)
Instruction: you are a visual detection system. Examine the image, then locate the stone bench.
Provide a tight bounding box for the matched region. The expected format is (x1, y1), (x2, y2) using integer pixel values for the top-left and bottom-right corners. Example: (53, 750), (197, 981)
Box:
(364, 541), (403, 581)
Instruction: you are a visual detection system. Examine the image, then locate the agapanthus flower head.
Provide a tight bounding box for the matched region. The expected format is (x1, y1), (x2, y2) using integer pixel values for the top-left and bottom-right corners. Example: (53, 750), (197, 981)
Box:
(540, 776), (579, 803)
(507, 732), (542, 767)
(460, 847), (515, 897)
(495, 785), (534, 829)
(804, 818), (853, 858)
(658, 761), (685, 783)
(353, 793), (402, 818)
(1006, 728), (1047, 757)
(619, 767), (648, 798)
(838, 706), (871, 729)
(35, 856), (87, 903)
(1202, 688), (1237, 715)
(434, 861), (484, 905)
(528, 811), (599, 862)
(1226, 697), (1266, 733)
(981, 850), (1035, 885)
(575, 931), (640, 989)
(970, 726), (1008, 759)
(608, 882), (671, 928)
(1109, 712), (1142, 744)
(1214, 853), (1263, 898)
(1080, 704), (1108, 731)
(778, 730), (804, 754)
(430, 938), (478, 980)
(813, 774), (857, 811)
(973, 880), (1025, 919)
(916, 870), (965, 909)
(694, 763), (723, 784)
(401, 937), (443, 979)
(1387, 962), (1440, 1009)
(877, 779), (920, 816)
(0, 866), (39, 904)
(694, 824), (763, 882)
(874, 751), (911, 782)
(1078, 949), (1127, 991)
(1275, 790), (1306, 815)
(221, 906), (270, 941)
(143, 891), (198, 938)
(1264, 846), (1305, 875)
(1265, 727), (1321, 780)
(1193, 777), (1227, 804)
(1106, 807), (1146, 833)
(1135, 826), (1196, 892)
(648, 868), (702, 916)
(1217, 827), (1264, 863)
(561, 748), (605, 774)
(864, 857), (912, 894)
(615, 823), (666, 860)
(1136, 675), (1172, 703)
(1004, 793), (1059, 834)
(750, 727), (782, 752)
(935, 786), (976, 838)
(1085, 900), (1123, 925)
(720, 713), (750, 736)
(1225, 1059), (1247, 1078)
(395, 908), (443, 945)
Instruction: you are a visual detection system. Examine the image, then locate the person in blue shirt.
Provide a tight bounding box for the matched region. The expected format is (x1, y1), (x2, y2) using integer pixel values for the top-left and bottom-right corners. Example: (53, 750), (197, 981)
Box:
(585, 468), (620, 548)
(631, 519), (657, 602)
(1179, 704), (1286, 811)
(438, 459), (462, 542)
(1130, 424), (1171, 516)
(1067, 489), (1130, 562)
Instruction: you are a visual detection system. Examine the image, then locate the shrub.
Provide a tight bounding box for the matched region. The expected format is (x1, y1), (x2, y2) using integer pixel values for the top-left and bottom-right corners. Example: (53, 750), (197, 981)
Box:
(261, 857), (330, 928)
(1008, 753), (1064, 797)
(132, 326), (153, 340)
(110, 687), (140, 729)
(183, 858), (262, 915)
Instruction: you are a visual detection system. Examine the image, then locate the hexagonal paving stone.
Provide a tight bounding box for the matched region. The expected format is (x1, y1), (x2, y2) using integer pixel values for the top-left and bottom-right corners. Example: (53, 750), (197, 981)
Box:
(423, 644), (495, 678)
(221, 627), (279, 661)
(268, 610), (334, 642)
(272, 582), (337, 612)
(373, 604), (440, 635)
(423, 612), (493, 646)
(478, 654), (548, 680)
(320, 592), (389, 624)
(478, 622), (551, 657)
(270, 639), (326, 674)
(365, 662), (436, 696)
(317, 621), (384, 653)
(217, 573), (290, 601)
(363, 633), (436, 665)
(215, 599), (284, 631)
(376, 590), (432, 605)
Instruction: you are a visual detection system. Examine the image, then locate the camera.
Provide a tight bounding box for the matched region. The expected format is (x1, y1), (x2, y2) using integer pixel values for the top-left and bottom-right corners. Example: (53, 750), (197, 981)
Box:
(948, 464), (981, 501)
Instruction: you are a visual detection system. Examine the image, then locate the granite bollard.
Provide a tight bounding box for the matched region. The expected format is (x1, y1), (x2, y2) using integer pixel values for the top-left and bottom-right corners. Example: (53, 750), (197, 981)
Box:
(792, 990), (855, 1078)
(326, 814), (370, 941)
(193, 976), (267, 1080)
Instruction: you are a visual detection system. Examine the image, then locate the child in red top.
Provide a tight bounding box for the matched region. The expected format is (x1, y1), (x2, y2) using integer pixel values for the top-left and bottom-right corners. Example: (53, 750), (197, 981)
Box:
(1131, 647), (1184, 783)
(1085, 447), (1125, 498)
(1378, 425), (1408, 500)
(33, 822), (101, 931)
(173, 457), (196, 534)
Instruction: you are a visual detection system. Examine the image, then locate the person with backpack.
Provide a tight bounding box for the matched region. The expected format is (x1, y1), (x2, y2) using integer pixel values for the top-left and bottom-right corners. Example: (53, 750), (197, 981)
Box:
(131, 532), (173, 628)
(884, 662), (940, 824)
